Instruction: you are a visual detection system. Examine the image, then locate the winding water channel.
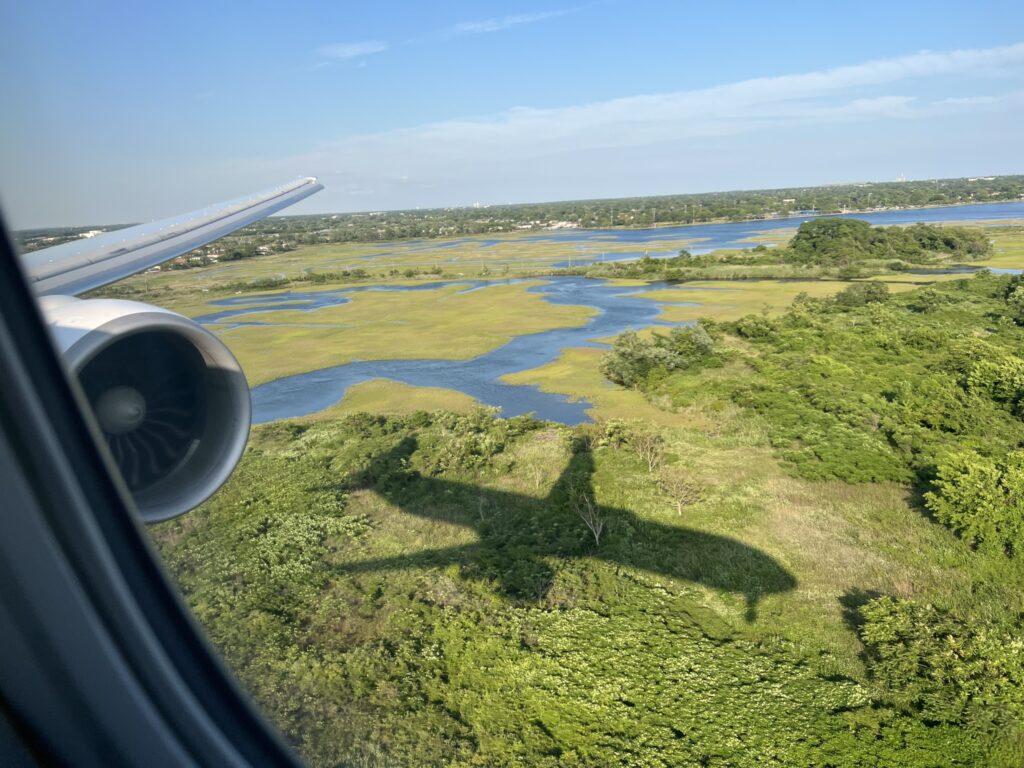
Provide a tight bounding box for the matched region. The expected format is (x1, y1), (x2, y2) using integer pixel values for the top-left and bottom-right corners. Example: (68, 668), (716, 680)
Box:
(202, 277), (691, 425)
(198, 201), (1024, 425)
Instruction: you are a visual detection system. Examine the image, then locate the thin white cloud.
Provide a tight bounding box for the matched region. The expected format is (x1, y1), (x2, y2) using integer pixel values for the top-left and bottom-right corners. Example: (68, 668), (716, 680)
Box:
(317, 40), (389, 60)
(244, 42), (1024, 206)
(453, 9), (574, 35)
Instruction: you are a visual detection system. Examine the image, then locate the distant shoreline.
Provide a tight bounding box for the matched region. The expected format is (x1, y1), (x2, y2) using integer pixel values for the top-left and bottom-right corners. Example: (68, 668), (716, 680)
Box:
(565, 197), (1024, 234)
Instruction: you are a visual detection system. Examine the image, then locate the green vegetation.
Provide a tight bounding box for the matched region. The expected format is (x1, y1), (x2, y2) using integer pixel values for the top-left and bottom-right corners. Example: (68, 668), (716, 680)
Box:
(597, 273), (1024, 764)
(209, 281), (596, 386)
(302, 379), (481, 421)
(600, 324), (722, 389)
(925, 450), (1024, 556)
(133, 218), (1024, 766)
(859, 596), (1024, 762)
(610, 273), (1024, 486)
(784, 218), (990, 264)
(154, 408), (1021, 766)
(586, 218), (993, 282)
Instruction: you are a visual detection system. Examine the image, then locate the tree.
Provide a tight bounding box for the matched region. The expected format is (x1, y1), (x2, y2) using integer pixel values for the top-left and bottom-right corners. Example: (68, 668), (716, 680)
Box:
(859, 596), (1024, 734)
(600, 330), (652, 388)
(658, 467), (701, 515)
(1006, 284), (1024, 326)
(571, 486), (605, 547)
(600, 324), (718, 389)
(834, 281), (889, 307)
(924, 450), (1024, 555)
(631, 430), (664, 473)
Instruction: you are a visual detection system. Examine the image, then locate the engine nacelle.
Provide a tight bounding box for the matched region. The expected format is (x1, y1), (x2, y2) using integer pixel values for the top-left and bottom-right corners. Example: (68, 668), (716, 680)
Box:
(40, 296), (251, 523)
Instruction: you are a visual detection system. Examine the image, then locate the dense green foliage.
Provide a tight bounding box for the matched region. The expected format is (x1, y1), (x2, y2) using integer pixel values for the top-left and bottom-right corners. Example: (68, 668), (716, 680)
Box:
(859, 596), (1024, 763)
(783, 218), (991, 265)
(154, 410), (1013, 766)
(1005, 274), (1024, 326)
(925, 451), (1024, 556)
(619, 273), (1024, 488)
(600, 324), (721, 388)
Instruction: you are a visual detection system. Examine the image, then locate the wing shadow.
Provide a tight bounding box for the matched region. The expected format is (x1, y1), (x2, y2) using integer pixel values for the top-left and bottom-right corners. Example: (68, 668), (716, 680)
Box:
(339, 436), (796, 621)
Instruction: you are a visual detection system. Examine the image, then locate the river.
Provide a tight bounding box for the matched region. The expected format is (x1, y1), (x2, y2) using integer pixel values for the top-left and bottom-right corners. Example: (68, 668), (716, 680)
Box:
(199, 201), (1024, 425)
(225, 277), (692, 424)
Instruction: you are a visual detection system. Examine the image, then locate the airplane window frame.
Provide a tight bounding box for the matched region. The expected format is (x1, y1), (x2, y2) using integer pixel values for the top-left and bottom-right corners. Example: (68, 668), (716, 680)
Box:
(0, 210), (302, 766)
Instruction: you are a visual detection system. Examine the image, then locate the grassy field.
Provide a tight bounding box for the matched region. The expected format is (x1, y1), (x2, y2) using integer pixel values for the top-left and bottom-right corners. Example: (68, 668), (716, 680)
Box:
(978, 224), (1024, 268)
(210, 281), (596, 385)
(629, 279), (917, 323)
(301, 379), (480, 421)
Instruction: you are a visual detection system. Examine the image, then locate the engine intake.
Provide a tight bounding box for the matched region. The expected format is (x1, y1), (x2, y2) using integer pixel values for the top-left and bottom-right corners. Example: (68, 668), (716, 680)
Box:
(40, 296), (251, 522)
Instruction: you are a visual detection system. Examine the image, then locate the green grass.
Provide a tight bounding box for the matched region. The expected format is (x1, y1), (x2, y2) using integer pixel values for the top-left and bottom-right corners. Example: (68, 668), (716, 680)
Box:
(635, 279), (864, 323)
(209, 281), (596, 385)
(978, 225), (1024, 269)
(502, 346), (713, 428)
(301, 379), (480, 420)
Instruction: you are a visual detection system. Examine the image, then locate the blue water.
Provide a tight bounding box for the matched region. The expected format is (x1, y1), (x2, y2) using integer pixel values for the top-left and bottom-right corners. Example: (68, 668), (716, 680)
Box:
(210, 200), (1024, 425)
(299, 202), (1024, 274)
(223, 277), (687, 425)
(537, 201), (1024, 265)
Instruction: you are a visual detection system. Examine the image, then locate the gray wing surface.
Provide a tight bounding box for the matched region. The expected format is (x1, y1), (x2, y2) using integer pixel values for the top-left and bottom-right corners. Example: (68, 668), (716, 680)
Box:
(23, 177), (323, 296)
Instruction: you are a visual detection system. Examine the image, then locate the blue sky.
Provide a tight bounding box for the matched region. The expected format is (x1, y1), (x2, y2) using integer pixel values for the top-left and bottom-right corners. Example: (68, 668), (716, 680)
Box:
(1, 0), (1023, 227)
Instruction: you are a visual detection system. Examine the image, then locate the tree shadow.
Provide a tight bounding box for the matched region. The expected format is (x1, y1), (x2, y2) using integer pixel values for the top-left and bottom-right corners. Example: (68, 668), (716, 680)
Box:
(340, 437), (797, 622)
(837, 587), (884, 636)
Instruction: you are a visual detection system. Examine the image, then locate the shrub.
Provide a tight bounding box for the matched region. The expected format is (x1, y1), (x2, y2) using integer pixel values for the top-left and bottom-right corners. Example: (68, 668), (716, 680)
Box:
(600, 324), (719, 388)
(924, 450), (1024, 555)
(834, 281), (889, 307)
(860, 596), (1024, 746)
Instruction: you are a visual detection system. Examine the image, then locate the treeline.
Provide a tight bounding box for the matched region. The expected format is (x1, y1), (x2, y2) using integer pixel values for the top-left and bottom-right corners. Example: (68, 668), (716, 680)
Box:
(23, 175), (1018, 256)
(231, 174), (1021, 244)
(18, 176), (1018, 268)
(784, 218), (991, 265)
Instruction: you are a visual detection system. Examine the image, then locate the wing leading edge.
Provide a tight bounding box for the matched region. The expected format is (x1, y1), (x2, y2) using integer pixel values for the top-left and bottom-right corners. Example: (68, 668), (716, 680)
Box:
(23, 177), (323, 296)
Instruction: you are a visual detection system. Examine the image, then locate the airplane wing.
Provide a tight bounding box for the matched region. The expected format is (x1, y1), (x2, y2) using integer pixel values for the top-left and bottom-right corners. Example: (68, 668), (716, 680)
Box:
(21, 177), (323, 296)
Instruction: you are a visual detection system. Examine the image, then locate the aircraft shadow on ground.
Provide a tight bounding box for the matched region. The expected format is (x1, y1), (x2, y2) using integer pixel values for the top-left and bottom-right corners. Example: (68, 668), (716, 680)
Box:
(340, 437), (796, 621)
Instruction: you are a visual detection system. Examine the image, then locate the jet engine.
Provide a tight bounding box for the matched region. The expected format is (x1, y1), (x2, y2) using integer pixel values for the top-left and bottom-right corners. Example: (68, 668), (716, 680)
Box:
(39, 296), (251, 523)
